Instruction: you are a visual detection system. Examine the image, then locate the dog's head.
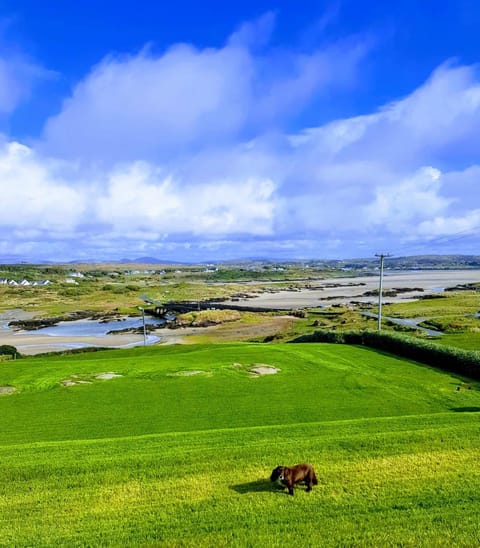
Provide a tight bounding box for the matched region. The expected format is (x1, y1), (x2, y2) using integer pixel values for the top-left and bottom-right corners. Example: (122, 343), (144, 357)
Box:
(270, 466), (285, 482)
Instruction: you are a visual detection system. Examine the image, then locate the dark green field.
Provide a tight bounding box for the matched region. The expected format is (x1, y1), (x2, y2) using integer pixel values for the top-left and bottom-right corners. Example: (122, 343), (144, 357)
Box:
(1, 343), (480, 546)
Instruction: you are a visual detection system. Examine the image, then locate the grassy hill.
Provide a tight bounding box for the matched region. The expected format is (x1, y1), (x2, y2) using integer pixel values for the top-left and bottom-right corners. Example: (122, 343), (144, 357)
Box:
(1, 343), (480, 546)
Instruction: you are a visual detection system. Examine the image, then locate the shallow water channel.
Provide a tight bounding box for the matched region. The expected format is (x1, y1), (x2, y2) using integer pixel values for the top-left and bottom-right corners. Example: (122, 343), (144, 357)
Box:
(2, 315), (165, 353)
(27, 316), (165, 337)
(361, 312), (443, 336)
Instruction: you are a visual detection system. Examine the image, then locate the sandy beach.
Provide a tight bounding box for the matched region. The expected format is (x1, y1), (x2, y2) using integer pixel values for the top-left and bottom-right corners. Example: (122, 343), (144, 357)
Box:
(224, 270), (480, 309)
(0, 332), (153, 355)
(0, 327), (200, 355)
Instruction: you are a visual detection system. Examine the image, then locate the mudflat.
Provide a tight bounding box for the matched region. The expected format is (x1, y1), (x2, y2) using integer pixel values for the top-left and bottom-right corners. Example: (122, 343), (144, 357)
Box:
(223, 270), (480, 309)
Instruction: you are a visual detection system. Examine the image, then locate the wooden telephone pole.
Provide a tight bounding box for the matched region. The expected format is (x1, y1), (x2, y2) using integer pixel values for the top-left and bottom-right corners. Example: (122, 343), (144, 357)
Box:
(375, 253), (392, 331)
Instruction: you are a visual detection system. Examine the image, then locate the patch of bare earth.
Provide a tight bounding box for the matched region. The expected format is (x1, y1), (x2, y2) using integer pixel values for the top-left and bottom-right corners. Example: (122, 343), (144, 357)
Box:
(60, 372), (123, 386)
(249, 364), (281, 377)
(0, 386), (16, 395)
(231, 362), (281, 376)
(96, 372), (123, 380)
(198, 315), (296, 343)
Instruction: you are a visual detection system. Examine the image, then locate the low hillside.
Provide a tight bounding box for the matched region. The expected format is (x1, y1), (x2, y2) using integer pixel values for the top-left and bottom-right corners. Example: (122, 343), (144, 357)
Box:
(1, 344), (479, 546)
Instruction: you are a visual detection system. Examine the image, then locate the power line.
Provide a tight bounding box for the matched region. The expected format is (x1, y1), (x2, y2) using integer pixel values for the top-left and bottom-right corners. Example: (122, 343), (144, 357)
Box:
(387, 224), (480, 257)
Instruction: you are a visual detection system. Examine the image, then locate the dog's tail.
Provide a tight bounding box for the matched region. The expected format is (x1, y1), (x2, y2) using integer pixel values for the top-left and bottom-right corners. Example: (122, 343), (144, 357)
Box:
(312, 471), (318, 485)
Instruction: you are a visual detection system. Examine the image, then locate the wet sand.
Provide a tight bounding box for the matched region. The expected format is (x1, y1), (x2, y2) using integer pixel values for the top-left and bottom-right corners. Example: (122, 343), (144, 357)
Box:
(0, 332), (161, 355)
(0, 328), (202, 355)
(223, 270), (480, 309)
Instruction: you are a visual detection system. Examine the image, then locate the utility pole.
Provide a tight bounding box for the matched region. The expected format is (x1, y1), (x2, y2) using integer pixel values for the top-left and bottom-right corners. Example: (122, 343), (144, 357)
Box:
(138, 306), (147, 346)
(375, 253), (392, 331)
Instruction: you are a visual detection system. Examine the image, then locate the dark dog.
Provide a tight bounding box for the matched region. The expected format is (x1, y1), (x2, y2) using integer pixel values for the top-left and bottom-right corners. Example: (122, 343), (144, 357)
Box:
(270, 463), (318, 496)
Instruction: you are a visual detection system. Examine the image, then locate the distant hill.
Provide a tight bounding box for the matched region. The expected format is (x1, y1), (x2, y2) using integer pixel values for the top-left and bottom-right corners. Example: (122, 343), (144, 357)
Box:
(386, 255), (480, 269)
(328, 255), (480, 270)
(3, 254), (480, 269)
(122, 256), (185, 265)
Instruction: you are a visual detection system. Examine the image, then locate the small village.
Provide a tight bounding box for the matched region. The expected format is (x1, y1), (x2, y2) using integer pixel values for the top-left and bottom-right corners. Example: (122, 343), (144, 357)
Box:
(0, 278), (51, 286)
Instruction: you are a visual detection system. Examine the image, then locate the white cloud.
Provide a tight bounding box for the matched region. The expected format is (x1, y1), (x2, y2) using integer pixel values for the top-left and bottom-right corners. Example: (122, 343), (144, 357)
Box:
(41, 44), (253, 163)
(228, 11), (276, 49)
(185, 177), (276, 235)
(0, 141), (85, 230)
(417, 210), (480, 237)
(96, 162), (276, 237)
(40, 15), (368, 164)
(0, 53), (51, 114)
(96, 164), (182, 231)
(364, 167), (451, 234)
(291, 62), (480, 171)
(0, 144), (277, 260)
(273, 62), (480, 253)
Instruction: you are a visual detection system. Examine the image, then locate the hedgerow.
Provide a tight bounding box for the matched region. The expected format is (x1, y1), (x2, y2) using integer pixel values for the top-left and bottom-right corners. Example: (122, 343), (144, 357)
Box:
(292, 330), (480, 380)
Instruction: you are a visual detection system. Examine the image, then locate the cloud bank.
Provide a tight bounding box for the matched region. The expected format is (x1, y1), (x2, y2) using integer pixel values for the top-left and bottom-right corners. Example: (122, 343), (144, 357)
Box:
(1, 16), (480, 261)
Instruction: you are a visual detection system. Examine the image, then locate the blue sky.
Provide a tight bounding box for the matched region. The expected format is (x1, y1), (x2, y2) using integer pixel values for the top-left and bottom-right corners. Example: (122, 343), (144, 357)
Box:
(1, 1), (480, 262)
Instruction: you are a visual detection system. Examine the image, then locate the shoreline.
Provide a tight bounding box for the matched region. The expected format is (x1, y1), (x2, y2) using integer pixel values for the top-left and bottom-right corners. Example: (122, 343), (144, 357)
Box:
(0, 312), (202, 354)
(221, 270), (480, 309)
(0, 329), (201, 355)
(2, 269), (480, 355)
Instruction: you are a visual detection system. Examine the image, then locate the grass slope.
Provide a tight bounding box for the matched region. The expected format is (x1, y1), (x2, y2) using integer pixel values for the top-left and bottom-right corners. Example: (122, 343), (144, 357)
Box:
(1, 343), (480, 546)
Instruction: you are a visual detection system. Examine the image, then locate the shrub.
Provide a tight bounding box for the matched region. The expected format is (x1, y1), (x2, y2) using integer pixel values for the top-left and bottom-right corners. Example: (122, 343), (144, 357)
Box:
(176, 309), (241, 327)
(0, 345), (20, 358)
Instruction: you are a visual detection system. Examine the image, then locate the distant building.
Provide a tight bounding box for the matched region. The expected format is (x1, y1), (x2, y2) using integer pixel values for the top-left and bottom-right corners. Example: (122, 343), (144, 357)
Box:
(125, 269), (158, 275)
(32, 280), (52, 286)
(0, 278), (51, 287)
(68, 271), (85, 278)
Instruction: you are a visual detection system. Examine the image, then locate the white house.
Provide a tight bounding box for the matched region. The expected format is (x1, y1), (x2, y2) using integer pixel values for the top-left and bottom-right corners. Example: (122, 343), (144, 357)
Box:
(32, 280), (52, 286)
(68, 271), (85, 278)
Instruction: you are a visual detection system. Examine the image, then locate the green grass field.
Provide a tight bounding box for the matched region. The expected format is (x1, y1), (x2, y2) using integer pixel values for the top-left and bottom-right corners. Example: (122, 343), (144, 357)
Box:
(1, 343), (480, 546)
(381, 291), (480, 351)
